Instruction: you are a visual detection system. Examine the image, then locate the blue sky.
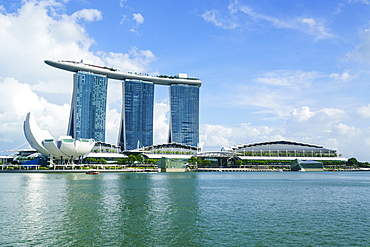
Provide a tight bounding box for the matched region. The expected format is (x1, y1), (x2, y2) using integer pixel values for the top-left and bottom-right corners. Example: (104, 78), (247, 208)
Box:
(1, 0), (370, 160)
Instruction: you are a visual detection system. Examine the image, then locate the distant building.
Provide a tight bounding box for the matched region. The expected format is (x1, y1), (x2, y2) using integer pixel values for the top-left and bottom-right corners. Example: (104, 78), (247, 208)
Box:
(68, 71), (108, 142)
(158, 157), (188, 172)
(290, 159), (324, 171)
(92, 141), (122, 154)
(168, 84), (199, 147)
(222, 140), (340, 159)
(118, 80), (154, 150)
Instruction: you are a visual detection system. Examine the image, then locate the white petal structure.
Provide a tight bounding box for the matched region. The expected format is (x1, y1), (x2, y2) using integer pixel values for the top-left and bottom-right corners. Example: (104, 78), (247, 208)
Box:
(23, 113), (95, 160)
(23, 112), (54, 156)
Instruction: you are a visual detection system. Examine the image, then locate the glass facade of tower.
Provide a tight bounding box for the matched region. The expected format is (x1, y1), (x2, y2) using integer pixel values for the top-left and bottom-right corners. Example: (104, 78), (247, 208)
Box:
(67, 71), (108, 142)
(168, 84), (199, 147)
(118, 80), (154, 150)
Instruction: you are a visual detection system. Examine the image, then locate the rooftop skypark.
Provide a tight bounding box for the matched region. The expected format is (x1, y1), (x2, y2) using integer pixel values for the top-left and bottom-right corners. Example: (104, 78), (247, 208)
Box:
(45, 60), (202, 86)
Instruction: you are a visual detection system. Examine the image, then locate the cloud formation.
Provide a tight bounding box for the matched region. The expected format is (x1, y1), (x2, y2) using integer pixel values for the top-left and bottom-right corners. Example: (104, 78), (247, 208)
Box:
(0, 77), (70, 147)
(202, 0), (335, 40)
(202, 9), (239, 29)
(348, 28), (370, 63)
(256, 70), (319, 87)
(0, 0), (159, 150)
(200, 105), (370, 161)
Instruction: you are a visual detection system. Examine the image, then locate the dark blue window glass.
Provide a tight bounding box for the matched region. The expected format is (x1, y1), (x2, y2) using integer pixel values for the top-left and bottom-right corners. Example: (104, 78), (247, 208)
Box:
(119, 80), (154, 150)
(169, 84), (199, 147)
(68, 71), (108, 142)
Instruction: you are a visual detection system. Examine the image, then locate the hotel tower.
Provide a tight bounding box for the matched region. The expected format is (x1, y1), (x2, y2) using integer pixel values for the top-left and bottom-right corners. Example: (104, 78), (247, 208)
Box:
(67, 71), (108, 142)
(45, 60), (201, 150)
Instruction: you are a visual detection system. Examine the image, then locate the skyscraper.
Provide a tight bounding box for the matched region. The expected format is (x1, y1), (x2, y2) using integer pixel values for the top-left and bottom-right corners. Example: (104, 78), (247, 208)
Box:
(168, 84), (199, 147)
(67, 71), (108, 142)
(118, 80), (154, 150)
(45, 60), (202, 150)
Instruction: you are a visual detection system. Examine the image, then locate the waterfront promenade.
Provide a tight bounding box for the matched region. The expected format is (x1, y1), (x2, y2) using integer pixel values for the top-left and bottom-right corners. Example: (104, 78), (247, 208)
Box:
(0, 166), (363, 173)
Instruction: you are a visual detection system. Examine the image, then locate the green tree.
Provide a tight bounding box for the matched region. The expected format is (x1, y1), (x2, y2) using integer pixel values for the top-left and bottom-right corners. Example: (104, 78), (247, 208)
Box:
(116, 158), (125, 164)
(347, 157), (359, 167)
(202, 160), (211, 166)
(136, 154), (144, 164)
(188, 156), (198, 165)
(145, 159), (158, 165)
(127, 155), (136, 164)
(235, 159), (243, 166)
(97, 158), (107, 164)
(85, 158), (97, 164)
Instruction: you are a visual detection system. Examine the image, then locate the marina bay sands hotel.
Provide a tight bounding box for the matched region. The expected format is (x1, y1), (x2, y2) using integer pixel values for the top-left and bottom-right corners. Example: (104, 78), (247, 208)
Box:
(45, 60), (201, 151)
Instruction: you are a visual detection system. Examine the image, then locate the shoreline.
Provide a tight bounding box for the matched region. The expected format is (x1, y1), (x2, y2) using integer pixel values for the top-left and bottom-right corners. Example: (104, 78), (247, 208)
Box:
(0, 168), (158, 173)
(0, 168), (364, 173)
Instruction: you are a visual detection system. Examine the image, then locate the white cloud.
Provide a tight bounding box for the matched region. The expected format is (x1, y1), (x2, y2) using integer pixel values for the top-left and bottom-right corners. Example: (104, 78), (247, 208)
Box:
(335, 0), (370, 14)
(200, 123), (283, 150)
(256, 70), (319, 87)
(105, 108), (121, 145)
(153, 101), (169, 145)
(202, 0), (335, 40)
(200, 106), (370, 161)
(200, 124), (233, 149)
(0, 0), (97, 96)
(348, 28), (370, 63)
(0, 0), (154, 96)
(129, 13), (144, 33)
(120, 14), (128, 25)
(0, 0), (156, 152)
(0, 77), (69, 146)
(349, 0), (370, 5)
(298, 18), (335, 40)
(285, 106), (345, 133)
(283, 106), (351, 153)
(357, 104), (370, 118)
(133, 13), (144, 25)
(201, 9), (239, 29)
(71, 9), (102, 22)
(288, 106), (315, 122)
(98, 46), (156, 73)
(330, 71), (351, 81)
(119, 0), (128, 8)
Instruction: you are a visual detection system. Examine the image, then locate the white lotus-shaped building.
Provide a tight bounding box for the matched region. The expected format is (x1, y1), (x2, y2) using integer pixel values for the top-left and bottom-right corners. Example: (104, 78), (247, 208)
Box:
(23, 112), (95, 162)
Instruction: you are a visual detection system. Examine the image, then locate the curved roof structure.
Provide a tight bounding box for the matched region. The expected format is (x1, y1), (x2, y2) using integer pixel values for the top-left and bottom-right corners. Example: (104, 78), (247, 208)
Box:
(222, 140), (336, 153)
(141, 142), (200, 152)
(197, 151), (238, 158)
(23, 112), (95, 160)
(45, 60), (202, 86)
(23, 112), (54, 156)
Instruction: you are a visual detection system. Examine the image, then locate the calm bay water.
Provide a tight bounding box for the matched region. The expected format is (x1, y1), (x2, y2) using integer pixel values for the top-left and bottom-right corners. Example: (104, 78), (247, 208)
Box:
(1, 172), (370, 246)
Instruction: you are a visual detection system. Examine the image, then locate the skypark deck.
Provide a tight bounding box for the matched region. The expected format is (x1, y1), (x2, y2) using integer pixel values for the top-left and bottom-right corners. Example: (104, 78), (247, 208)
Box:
(44, 60), (202, 86)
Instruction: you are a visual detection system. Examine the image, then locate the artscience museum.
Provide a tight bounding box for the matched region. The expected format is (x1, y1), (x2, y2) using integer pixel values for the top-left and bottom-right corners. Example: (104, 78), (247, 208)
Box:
(23, 112), (95, 165)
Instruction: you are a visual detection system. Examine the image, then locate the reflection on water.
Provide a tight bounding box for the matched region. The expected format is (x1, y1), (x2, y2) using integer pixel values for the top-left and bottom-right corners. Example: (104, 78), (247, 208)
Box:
(1, 174), (69, 246)
(1, 172), (370, 246)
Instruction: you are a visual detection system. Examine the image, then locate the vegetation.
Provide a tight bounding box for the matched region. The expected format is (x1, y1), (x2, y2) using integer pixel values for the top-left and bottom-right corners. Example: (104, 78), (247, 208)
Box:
(157, 75), (200, 80)
(84, 158), (107, 164)
(152, 150), (193, 155)
(188, 156), (211, 166)
(345, 157), (370, 168)
(115, 154), (159, 166)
